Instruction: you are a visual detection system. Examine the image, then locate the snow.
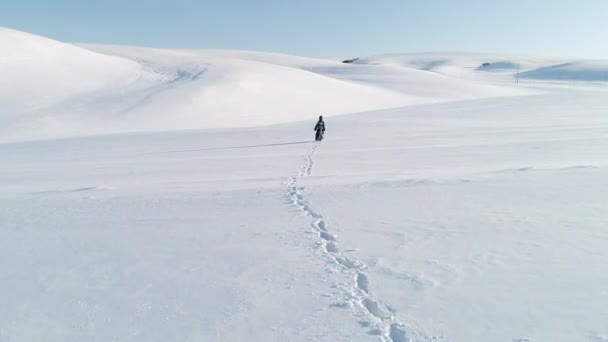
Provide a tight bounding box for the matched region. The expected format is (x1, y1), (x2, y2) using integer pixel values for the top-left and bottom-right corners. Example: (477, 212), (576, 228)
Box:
(2, 27), (608, 342)
(356, 53), (554, 78)
(0, 27), (156, 114)
(475, 61), (520, 71)
(518, 61), (608, 81)
(0, 28), (533, 143)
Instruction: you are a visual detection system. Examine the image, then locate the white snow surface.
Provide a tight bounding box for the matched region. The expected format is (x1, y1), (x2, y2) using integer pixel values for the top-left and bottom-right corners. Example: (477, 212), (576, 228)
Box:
(0, 27), (539, 143)
(517, 61), (608, 81)
(2, 28), (608, 342)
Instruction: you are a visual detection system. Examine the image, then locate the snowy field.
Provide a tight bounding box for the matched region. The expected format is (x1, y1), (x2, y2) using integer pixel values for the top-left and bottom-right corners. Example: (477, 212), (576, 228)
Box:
(1, 27), (608, 342)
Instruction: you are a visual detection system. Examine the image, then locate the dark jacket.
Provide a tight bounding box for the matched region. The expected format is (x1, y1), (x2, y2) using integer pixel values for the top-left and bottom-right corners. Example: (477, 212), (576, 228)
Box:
(314, 120), (326, 132)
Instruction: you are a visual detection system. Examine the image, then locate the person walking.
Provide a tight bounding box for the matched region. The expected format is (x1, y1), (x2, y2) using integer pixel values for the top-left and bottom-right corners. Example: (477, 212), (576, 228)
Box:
(314, 116), (326, 141)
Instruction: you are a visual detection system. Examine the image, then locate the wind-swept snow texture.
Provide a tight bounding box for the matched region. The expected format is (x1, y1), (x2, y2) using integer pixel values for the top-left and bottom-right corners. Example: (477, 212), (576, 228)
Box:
(517, 61), (608, 81)
(0, 27), (538, 143)
(2, 27), (608, 342)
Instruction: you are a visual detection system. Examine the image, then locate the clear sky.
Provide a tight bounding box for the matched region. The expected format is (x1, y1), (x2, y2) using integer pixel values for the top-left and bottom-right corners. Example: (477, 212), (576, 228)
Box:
(1, 0), (607, 58)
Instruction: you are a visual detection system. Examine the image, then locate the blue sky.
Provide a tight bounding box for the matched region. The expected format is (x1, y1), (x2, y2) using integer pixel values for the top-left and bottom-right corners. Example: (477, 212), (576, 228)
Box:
(1, 0), (607, 58)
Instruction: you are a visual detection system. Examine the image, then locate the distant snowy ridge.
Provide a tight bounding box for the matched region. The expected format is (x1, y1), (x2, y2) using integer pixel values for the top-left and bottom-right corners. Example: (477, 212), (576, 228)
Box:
(359, 53), (608, 82)
(1, 27), (606, 143)
(517, 61), (608, 81)
(0, 27), (156, 112)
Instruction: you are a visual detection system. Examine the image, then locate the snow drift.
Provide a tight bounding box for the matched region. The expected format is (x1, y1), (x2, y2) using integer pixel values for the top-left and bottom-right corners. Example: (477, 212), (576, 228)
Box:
(517, 61), (608, 81)
(0, 28), (410, 142)
(0, 27), (156, 112)
(1, 27), (531, 143)
(3, 26), (608, 342)
(1, 27), (607, 143)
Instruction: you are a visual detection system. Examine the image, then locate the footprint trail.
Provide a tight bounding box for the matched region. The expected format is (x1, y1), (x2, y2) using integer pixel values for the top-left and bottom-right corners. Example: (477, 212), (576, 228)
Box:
(286, 143), (432, 342)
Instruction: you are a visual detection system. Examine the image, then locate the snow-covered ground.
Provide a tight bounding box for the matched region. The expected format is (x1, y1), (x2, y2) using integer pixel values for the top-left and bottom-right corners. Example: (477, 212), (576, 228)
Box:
(1, 27), (539, 143)
(2, 27), (608, 342)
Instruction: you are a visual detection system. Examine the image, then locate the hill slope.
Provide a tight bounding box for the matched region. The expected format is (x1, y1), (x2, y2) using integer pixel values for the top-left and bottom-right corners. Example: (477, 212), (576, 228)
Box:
(1, 28), (533, 142)
(3, 27), (607, 143)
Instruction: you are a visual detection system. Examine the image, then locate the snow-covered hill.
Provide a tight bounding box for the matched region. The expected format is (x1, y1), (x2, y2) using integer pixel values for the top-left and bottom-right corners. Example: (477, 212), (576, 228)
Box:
(0, 28), (158, 114)
(358, 52), (608, 83)
(0, 27), (542, 142)
(3, 90), (608, 342)
(3, 27), (608, 143)
(518, 61), (608, 81)
(2, 27), (608, 342)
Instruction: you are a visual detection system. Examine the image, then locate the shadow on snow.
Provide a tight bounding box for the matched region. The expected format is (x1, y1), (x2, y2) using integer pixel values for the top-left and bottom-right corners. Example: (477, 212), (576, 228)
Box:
(151, 141), (316, 154)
